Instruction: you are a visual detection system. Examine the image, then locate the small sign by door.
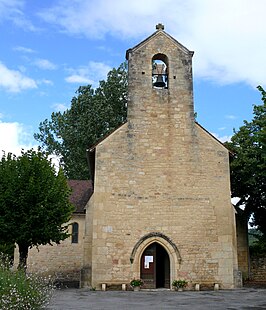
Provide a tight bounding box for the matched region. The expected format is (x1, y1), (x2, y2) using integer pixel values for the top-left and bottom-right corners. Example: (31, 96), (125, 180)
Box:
(144, 255), (154, 268)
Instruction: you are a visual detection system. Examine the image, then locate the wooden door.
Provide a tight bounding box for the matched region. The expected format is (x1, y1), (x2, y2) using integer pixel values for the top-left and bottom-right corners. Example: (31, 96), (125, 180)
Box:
(140, 243), (156, 288)
(140, 243), (170, 289)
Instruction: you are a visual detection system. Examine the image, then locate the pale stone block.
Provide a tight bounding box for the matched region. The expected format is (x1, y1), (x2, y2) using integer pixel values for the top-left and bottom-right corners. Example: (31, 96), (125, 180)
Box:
(195, 283), (200, 291)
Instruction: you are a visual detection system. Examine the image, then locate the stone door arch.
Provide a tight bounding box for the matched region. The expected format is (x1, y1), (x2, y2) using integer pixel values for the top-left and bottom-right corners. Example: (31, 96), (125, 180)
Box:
(130, 232), (181, 287)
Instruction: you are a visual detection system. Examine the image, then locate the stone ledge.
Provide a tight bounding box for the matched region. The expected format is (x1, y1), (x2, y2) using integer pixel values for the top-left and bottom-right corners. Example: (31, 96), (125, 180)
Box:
(101, 283), (127, 291)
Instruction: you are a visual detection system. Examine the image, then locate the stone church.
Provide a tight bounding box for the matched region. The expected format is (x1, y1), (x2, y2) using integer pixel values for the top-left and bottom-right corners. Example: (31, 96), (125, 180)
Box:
(18, 24), (248, 290)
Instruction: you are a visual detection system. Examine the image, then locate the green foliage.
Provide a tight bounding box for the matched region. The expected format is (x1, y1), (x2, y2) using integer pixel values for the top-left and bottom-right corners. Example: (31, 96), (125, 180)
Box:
(0, 255), (53, 309)
(249, 229), (266, 256)
(130, 278), (144, 287)
(0, 149), (74, 268)
(249, 237), (266, 256)
(34, 63), (128, 179)
(0, 242), (15, 260)
(225, 86), (266, 237)
(172, 279), (188, 289)
(248, 228), (262, 246)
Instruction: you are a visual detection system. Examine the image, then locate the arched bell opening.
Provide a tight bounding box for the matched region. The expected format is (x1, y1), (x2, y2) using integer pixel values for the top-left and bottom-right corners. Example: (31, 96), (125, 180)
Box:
(152, 54), (168, 89)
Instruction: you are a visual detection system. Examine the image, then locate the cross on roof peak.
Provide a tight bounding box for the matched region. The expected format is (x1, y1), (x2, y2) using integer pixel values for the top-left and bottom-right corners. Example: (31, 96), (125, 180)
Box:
(156, 23), (164, 31)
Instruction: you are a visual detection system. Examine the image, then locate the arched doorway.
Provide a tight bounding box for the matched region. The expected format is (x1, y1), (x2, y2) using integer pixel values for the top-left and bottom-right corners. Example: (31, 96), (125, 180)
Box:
(140, 242), (170, 289)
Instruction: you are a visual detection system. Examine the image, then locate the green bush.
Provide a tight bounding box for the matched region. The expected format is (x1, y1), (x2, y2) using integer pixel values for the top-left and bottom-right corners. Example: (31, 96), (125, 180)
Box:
(172, 279), (188, 289)
(0, 254), (54, 309)
(130, 278), (144, 287)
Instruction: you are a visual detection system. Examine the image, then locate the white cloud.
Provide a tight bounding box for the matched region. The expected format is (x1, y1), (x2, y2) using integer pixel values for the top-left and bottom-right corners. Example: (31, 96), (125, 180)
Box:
(39, 79), (54, 85)
(52, 103), (69, 112)
(225, 115), (237, 120)
(33, 58), (57, 70)
(38, 0), (266, 87)
(185, 1), (266, 86)
(0, 120), (61, 169)
(0, 62), (37, 92)
(37, 0), (172, 38)
(0, 0), (39, 31)
(13, 46), (36, 53)
(0, 0), (23, 18)
(89, 62), (112, 79)
(0, 121), (38, 155)
(65, 74), (93, 84)
(65, 61), (111, 86)
(211, 132), (231, 143)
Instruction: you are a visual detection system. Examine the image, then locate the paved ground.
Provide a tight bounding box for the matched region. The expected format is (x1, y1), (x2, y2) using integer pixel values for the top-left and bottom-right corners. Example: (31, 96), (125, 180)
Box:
(46, 288), (266, 310)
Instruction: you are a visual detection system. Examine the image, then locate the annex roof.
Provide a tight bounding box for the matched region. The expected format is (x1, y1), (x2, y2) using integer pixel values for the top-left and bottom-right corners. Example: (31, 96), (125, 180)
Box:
(67, 180), (93, 213)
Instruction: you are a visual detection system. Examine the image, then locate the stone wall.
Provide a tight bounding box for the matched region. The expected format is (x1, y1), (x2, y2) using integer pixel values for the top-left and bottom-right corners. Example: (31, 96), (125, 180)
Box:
(236, 214), (249, 278)
(83, 27), (238, 289)
(250, 256), (266, 282)
(14, 214), (85, 285)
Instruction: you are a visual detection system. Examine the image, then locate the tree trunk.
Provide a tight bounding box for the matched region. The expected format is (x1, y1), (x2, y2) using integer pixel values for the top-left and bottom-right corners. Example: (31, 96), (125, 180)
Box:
(18, 243), (28, 272)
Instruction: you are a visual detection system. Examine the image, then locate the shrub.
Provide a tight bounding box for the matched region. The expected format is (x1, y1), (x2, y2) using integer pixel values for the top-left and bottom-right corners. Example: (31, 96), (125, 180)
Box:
(0, 254), (54, 309)
(172, 279), (188, 289)
(130, 278), (144, 287)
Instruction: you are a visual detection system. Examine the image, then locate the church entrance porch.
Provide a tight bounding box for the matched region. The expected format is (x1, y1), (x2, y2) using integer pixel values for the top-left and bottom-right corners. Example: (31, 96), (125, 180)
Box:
(140, 242), (170, 289)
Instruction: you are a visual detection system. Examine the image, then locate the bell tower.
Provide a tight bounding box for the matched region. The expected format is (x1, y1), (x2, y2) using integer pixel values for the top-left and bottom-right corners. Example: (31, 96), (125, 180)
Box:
(126, 24), (195, 136)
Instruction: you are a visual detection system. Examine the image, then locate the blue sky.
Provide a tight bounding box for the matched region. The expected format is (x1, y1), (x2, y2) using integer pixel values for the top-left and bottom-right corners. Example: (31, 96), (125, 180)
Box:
(0, 0), (265, 156)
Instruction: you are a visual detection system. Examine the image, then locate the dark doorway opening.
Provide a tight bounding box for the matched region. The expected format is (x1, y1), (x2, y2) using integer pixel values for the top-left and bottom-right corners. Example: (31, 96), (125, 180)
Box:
(140, 242), (170, 289)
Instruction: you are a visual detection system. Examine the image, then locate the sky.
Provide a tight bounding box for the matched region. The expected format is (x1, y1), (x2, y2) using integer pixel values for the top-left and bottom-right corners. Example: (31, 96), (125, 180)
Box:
(0, 0), (265, 156)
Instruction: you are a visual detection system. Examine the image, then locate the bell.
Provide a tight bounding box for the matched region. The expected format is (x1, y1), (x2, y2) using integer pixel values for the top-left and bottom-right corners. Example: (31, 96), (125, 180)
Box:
(153, 75), (166, 88)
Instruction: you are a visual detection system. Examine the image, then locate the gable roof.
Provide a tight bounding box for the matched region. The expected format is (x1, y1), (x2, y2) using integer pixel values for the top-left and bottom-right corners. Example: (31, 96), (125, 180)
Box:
(67, 180), (93, 213)
(195, 122), (233, 154)
(126, 25), (194, 59)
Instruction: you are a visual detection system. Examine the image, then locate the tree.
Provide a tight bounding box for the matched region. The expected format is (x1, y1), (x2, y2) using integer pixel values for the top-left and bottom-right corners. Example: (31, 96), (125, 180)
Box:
(34, 63), (128, 179)
(0, 242), (15, 261)
(0, 149), (74, 269)
(249, 228), (266, 255)
(225, 86), (266, 238)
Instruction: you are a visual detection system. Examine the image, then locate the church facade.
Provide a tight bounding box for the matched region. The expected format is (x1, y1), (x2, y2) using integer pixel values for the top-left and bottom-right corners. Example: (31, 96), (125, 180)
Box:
(18, 25), (247, 290)
(81, 24), (241, 289)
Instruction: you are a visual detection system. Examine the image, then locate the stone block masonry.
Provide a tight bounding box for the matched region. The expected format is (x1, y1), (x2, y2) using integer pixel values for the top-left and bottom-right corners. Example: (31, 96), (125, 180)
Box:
(14, 214), (85, 285)
(82, 25), (239, 289)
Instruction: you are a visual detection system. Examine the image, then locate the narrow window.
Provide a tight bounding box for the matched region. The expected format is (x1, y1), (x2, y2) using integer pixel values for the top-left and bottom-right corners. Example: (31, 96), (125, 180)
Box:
(71, 222), (79, 243)
(152, 54), (168, 89)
